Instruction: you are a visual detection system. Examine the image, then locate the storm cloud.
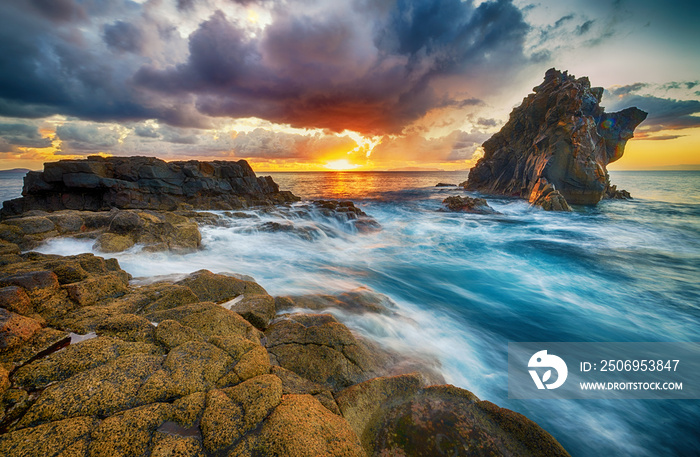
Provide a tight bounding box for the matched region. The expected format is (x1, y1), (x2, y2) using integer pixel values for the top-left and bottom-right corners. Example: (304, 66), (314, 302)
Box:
(1, 0), (534, 136)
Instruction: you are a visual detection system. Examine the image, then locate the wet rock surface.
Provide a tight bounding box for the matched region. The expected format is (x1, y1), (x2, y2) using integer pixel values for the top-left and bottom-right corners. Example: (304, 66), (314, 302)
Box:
(466, 68), (647, 210)
(0, 208), (203, 253)
(442, 195), (498, 214)
(1, 156), (300, 217)
(0, 245), (569, 455)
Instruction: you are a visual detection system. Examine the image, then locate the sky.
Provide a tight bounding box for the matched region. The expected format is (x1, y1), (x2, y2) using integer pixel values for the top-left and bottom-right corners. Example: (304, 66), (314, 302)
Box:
(0, 0), (698, 171)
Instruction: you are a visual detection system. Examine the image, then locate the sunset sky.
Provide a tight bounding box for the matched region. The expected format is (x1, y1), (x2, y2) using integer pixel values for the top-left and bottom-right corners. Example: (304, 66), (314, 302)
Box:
(0, 0), (698, 171)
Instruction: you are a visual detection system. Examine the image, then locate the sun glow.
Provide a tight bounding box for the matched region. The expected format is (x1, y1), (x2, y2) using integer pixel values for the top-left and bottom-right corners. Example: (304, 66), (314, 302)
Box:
(324, 159), (361, 171)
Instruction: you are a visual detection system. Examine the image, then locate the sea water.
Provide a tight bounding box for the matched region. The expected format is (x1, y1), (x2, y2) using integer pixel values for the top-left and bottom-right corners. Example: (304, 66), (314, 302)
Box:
(2, 170), (699, 457)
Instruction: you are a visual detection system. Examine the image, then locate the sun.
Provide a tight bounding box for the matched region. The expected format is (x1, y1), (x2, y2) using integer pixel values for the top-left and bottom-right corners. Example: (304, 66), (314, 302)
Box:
(324, 159), (361, 171)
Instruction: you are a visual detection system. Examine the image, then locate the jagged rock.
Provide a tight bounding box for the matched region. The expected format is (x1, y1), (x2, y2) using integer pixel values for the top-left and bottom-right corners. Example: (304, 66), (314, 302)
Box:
(529, 178), (572, 212)
(605, 183), (632, 200)
(229, 293), (276, 331)
(436, 182), (457, 187)
(442, 195), (497, 214)
(466, 68), (646, 209)
(1, 156), (300, 217)
(337, 375), (571, 457)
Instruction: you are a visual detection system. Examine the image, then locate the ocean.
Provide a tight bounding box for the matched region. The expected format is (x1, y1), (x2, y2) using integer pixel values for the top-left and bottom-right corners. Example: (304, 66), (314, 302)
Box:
(2, 170), (699, 456)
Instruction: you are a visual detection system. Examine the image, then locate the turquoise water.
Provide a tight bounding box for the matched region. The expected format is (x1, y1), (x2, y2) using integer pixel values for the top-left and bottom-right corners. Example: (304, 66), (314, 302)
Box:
(3, 170), (700, 456)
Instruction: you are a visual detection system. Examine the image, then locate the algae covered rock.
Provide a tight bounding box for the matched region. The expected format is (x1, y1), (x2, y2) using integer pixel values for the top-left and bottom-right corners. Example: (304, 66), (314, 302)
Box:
(16, 352), (163, 428)
(337, 377), (571, 457)
(0, 416), (98, 457)
(265, 313), (387, 391)
(230, 394), (365, 457)
(442, 195), (497, 214)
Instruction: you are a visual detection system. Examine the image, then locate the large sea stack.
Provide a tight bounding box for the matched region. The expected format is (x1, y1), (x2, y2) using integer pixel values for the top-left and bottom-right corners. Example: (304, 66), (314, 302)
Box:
(0, 156), (299, 217)
(466, 68), (647, 210)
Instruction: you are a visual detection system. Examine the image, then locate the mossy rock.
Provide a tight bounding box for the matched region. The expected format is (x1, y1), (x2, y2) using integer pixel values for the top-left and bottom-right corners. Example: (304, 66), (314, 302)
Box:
(175, 270), (266, 304)
(339, 379), (571, 457)
(153, 319), (204, 349)
(0, 416), (97, 456)
(201, 374), (283, 453)
(0, 327), (69, 372)
(62, 273), (129, 307)
(230, 394), (365, 457)
(231, 293), (276, 331)
(12, 336), (161, 390)
(145, 302), (261, 343)
(16, 352), (163, 428)
(264, 313), (386, 391)
(93, 233), (135, 253)
(88, 403), (175, 457)
(95, 313), (155, 343)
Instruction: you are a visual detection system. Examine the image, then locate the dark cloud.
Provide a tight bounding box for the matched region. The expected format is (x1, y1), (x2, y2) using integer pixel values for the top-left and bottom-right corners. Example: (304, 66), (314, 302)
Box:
(606, 94), (700, 131)
(103, 21), (144, 53)
(56, 123), (122, 152)
(29, 0), (86, 23)
(554, 15), (574, 28)
(0, 122), (52, 152)
(228, 129), (356, 159)
(576, 19), (594, 35)
(607, 83), (649, 97)
(134, 124), (160, 138)
(477, 117), (500, 127)
(135, 0), (533, 134)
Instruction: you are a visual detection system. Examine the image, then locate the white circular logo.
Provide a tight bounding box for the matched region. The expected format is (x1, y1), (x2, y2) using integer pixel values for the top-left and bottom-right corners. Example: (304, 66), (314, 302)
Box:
(528, 350), (568, 389)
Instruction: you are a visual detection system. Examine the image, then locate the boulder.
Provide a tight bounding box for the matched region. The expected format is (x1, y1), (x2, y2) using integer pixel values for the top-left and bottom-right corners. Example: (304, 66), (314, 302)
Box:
(442, 195), (497, 214)
(466, 68), (647, 209)
(94, 233), (135, 253)
(144, 302), (261, 343)
(0, 309), (42, 350)
(1, 156), (300, 217)
(175, 270), (267, 304)
(337, 377), (571, 457)
(229, 394), (365, 457)
(230, 293), (276, 330)
(264, 313), (387, 391)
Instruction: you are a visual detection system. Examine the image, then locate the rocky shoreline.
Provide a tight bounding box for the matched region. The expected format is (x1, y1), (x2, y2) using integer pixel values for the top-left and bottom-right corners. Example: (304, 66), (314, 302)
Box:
(0, 158), (570, 456)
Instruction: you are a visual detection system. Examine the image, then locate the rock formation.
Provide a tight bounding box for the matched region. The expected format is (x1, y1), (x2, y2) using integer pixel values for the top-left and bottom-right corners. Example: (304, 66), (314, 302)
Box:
(0, 156), (300, 217)
(466, 68), (647, 210)
(0, 244), (572, 456)
(442, 195), (498, 214)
